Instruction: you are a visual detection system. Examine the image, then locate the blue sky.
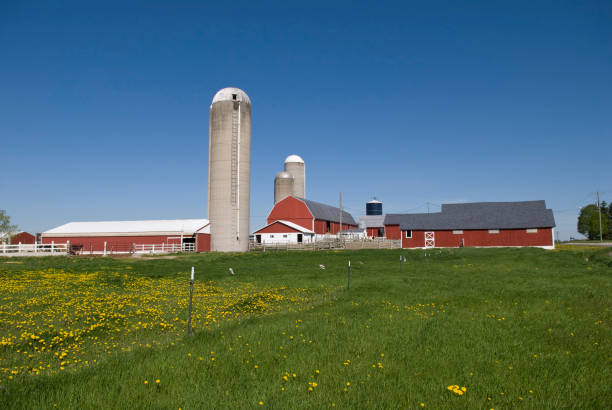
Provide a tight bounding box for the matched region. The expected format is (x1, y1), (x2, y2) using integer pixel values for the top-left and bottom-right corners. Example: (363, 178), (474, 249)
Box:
(1, 1), (610, 240)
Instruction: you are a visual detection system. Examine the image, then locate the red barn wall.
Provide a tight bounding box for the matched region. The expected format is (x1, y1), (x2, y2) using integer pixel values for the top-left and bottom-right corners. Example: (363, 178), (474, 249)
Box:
(196, 233), (211, 252)
(255, 222), (302, 234)
(11, 232), (36, 244)
(366, 227), (384, 237)
(401, 230), (426, 247)
(401, 228), (553, 248)
(312, 220), (356, 234)
(41, 235), (212, 252)
(267, 196), (314, 231)
(385, 225), (401, 240)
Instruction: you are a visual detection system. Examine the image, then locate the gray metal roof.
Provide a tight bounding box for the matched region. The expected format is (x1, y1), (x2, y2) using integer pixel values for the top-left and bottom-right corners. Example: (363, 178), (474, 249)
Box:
(297, 198), (357, 225)
(358, 215), (386, 228)
(384, 201), (555, 230)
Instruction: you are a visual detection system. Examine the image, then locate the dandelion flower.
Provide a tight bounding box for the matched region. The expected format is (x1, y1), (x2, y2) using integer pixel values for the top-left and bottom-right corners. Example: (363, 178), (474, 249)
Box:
(155, 379), (160, 384)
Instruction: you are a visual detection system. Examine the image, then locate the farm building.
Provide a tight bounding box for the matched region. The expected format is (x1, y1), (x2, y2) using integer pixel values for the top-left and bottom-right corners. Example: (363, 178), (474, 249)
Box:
(385, 200), (555, 249)
(0, 231), (36, 244)
(253, 220), (315, 245)
(266, 196), (358, 237)
(358, 215), (386, 238)
(41, 219), (210, 253)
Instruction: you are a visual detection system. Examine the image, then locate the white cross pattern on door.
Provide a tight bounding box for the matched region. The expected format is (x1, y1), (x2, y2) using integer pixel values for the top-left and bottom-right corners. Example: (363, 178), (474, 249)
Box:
(424, 231), (435, 248)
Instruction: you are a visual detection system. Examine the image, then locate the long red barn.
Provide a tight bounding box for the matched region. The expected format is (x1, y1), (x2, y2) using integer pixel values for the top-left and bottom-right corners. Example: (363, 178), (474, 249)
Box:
(385, 201), (555, 249)
(42, 219), (211, 253)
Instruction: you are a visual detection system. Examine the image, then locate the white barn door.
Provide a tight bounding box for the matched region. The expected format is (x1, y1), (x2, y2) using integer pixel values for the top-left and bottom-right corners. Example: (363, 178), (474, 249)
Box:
(424, 231), (435, 248)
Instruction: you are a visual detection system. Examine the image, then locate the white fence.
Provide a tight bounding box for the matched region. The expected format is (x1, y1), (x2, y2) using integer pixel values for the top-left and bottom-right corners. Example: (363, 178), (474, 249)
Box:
(133, 243), (195, 254)
(250, 237), (401, 251)
(1, 242), (69, 255)
(0, 242), (196, 256)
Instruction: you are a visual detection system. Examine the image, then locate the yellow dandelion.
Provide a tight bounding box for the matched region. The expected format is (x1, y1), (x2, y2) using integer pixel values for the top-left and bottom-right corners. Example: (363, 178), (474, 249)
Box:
(155, 379), (160, 384)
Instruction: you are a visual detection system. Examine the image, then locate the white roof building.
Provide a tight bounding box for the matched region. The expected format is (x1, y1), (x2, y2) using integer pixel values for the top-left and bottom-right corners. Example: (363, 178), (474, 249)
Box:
(43, 219), (210, 237)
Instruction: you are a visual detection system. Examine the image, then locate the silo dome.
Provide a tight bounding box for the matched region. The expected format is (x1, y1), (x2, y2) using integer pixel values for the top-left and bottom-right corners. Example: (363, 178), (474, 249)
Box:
(284, 154), (304, 164)
(212, 87), (251, 105)
(274, 171), (294, 204)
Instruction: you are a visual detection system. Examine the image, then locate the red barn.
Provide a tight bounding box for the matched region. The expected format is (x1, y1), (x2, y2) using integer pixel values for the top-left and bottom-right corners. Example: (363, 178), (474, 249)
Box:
(266, 196), (358, 235)
(385, 201), (555, 249)
(42, 219), (210, 253)
(0, 231), (36, 244)
(13, 231), (36, 244)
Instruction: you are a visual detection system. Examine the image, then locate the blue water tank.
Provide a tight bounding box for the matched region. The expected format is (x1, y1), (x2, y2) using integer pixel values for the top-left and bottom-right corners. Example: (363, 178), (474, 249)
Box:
(366, 198), (383, 215)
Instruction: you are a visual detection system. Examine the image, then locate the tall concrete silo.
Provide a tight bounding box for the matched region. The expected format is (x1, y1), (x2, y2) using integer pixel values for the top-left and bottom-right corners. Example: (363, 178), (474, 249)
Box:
(207, 87), (251, 252)
(274, 171), (294, 204)
(284, 154), (305, 198)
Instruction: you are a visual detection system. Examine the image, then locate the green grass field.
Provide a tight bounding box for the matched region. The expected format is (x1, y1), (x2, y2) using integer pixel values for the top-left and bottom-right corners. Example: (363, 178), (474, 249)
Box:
(1, 247), (611, 409)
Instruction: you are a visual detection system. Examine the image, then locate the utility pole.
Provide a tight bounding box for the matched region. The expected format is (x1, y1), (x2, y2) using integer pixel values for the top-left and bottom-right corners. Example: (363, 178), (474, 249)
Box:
(339, 192), (343, 243)
(597, 191), (603, 241)
(426, 202), (430, 214)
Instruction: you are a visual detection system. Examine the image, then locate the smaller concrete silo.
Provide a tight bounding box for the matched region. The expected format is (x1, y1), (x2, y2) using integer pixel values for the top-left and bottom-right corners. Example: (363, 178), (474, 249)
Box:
(274, 171), (294, 204)
(284, 154), (305, 198)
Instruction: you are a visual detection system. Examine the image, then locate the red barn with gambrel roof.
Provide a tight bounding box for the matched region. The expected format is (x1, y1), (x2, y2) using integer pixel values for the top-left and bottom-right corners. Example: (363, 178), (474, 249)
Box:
(267, 196), (357, 234)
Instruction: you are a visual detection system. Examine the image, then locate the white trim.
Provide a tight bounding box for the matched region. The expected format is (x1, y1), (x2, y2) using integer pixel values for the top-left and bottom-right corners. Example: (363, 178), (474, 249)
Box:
(252, 220), (315, 234)
(402, 245), (556, 250)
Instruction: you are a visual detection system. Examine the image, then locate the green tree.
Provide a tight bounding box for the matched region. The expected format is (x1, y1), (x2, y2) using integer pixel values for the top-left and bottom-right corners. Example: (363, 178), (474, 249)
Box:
(577, 204), (608, 240)
(0, 210), (18, 244)
(603, 201), (612, 239)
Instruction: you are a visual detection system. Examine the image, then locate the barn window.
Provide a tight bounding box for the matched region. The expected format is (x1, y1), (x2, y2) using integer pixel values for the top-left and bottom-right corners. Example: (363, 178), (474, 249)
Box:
(405, 230), (412, 238)
(232, 94), (237, 100)
(526, 228), (538, 233)
(283, 234), (288, 238)
(453, 230), (463, 234)
(326, 221), (331, 233)
(488, 229), (499, 234)
(270, 235), (274, 238)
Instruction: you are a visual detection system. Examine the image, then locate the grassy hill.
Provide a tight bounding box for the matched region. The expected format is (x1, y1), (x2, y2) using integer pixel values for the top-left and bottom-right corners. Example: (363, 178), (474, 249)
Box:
(1, 247), (611, 409)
